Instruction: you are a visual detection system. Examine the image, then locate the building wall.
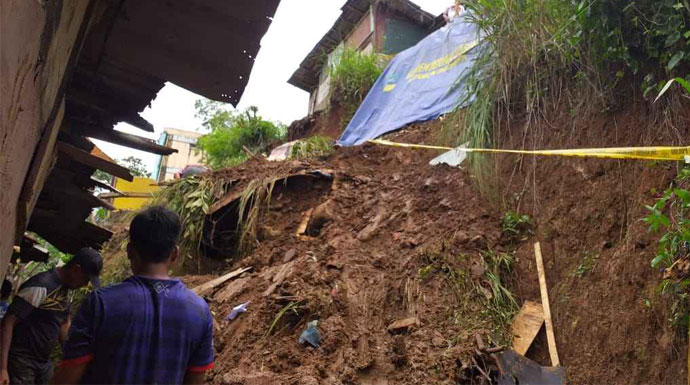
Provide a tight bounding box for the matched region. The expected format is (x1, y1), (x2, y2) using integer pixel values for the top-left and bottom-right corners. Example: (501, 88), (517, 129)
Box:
(0, 0), (91, 279)
(381, 16), (428, 55)
(309, 8), (375, 115)
(157, 128), (203, 182)
(345, 7), (374, 50)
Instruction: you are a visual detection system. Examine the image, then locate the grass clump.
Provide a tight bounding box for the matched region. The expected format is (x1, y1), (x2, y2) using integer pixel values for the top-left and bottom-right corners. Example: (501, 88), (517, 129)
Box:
(290, 136), (335, 159)
(572, 251), (600, 278)
(419, 249), (517, 346)
(477, 250), (519, 341)
(328, 47), (387, 127)
(266, 301), (305, 337)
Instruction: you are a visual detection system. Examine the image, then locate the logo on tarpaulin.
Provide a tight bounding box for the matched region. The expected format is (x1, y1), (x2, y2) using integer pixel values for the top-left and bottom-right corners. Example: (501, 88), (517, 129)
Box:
(383, 72), (399, 92)
(405, 40), (479, 82)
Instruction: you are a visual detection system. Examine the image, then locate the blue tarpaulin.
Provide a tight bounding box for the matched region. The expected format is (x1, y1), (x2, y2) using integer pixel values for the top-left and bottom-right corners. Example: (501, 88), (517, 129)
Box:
(338, 17), (481, 146)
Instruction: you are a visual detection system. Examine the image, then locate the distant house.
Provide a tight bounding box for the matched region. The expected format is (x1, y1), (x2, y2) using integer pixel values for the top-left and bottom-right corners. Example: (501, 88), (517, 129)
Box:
(153, 128), (204, 182)
(289, 0), (441, 114)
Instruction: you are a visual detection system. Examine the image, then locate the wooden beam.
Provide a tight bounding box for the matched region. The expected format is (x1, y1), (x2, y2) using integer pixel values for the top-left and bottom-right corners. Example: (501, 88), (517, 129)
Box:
(73, 122), (177, 155)
(534, 242), (560, 367)
(121, 113), (154, 132)
(57, 141), (133, 181)
(15, 101), (64, 246)
(51, 182), (116, 211)
(192, 267), (252, 296)
(98, 191), (153, 199)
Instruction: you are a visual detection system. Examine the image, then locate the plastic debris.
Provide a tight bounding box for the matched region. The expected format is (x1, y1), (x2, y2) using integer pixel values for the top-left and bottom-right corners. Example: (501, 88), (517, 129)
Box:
(227, 301), (250, 321)
(298, 320), (321, 348)
(429, 143), (468, 167)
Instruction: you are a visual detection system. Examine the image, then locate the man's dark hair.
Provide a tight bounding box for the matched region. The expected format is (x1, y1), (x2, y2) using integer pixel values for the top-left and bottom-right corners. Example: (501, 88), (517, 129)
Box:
(129, 206), (182, 263)
(1, 279), (12, 299)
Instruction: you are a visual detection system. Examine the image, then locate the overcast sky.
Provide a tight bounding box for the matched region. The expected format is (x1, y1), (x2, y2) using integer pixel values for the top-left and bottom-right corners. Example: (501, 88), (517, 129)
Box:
(93, 0), (451, 172)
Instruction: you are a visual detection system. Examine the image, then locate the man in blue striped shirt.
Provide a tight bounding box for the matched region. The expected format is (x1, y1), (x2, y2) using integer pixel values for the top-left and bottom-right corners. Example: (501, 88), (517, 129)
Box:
(52, 206), (214, 384)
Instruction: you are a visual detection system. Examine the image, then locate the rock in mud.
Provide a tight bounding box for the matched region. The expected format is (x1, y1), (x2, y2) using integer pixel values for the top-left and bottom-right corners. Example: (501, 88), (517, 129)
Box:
(307, 199), (336, 236)
(358, 206), (388, 242)
(387, 317), (420, 334)
(282, 248), (296, 263)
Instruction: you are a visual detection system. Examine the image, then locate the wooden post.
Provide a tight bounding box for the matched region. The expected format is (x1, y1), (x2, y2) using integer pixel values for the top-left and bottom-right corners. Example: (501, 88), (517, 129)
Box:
(534, 242), (560, 366)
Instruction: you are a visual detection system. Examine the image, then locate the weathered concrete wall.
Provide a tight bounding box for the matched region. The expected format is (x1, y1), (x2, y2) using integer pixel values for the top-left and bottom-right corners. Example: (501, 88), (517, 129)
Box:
(0, 0), (91, 278)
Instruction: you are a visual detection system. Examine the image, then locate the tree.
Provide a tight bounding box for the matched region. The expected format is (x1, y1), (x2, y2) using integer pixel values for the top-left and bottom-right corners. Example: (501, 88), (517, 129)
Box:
(195, 100), (285, 169)
(118, 156), (151, 178)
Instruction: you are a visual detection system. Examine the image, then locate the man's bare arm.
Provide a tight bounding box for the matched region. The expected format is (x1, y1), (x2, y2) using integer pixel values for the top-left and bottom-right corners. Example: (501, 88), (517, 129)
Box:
(0, 314), (18, 385)
(51, 362), (88, 385)
(183, 371), (206, 385)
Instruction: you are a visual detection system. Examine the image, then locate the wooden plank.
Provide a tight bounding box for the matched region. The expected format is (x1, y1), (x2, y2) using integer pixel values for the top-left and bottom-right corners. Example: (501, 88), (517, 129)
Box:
(192, 267), (252, 297)
(15, 100), (65, 245)
(73, 122), (177, 155)
(99, 191), (153, 199)
(534, 242), (560, 366)
(295, 208), (314, 236)
(57, 141), (133, 181)
(511, 300), (545, 356)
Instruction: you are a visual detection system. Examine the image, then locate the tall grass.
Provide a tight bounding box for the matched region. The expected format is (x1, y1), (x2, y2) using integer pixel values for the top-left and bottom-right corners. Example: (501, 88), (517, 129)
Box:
(458, 0), (690, 154)
(290, 136), (335, 159)
(236, 178), (276, 255)
(329, 48), (387, 127)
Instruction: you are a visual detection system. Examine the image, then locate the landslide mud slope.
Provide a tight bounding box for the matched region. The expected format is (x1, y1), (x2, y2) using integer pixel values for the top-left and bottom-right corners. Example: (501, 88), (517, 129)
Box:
(178, 102), (688, 384)
(197, 133), (513, 384)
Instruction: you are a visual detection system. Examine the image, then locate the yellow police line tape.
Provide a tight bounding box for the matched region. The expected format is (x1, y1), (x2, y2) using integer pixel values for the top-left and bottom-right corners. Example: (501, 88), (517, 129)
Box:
(368, 139), (690, 162)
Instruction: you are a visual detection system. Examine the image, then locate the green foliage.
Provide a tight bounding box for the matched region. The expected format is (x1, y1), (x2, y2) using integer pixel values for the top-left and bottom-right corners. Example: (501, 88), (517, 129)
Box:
(645, 166), (690, 329)
(195, 102), (286, 169)
(479, 251), (519, 338)
(289, 136), (335, 159)
(656, 77), (690, 101)
(266, 301), (304, 337)
(419, 250), (517, 345)
(92, 169), (112, 184)
(572, 251), (600, 278)
(501, 211), (533, 238)
(456, 0), (690, 171)
(118, 156), (151, 178)
(328, 48), (387, 126)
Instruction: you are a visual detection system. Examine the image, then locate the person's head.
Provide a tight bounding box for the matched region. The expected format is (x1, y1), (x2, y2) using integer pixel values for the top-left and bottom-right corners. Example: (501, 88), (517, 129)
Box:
(127, 206), (181, 272)
(62, 248), (103, 289)
(1, 280), (12, 300)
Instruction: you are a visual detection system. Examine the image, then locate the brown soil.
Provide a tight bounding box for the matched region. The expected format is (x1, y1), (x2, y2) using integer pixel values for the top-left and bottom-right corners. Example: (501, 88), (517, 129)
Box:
(109, 99), (690, 383)
(287, 103), (348, 141)
(492, 101), (690, 384)
(188, 126), (516, 384)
